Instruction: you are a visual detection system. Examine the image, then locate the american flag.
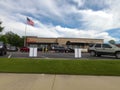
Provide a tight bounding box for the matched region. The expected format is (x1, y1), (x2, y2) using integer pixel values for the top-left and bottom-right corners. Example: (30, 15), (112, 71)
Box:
(27, 17), (34, 26)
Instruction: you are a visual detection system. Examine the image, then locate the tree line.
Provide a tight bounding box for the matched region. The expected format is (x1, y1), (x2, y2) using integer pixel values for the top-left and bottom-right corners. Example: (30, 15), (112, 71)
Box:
(0, 21), (24, 47)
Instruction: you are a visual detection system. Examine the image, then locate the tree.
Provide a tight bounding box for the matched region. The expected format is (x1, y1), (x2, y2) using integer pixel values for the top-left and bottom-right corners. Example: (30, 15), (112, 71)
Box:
(0, 21), (6, 43)
(0, 35), (8, 43)
(5, 31), (24, 47)
(0, 21), (4, 32)
(0, 22), (24, 47)
(108, 40), (116, 44)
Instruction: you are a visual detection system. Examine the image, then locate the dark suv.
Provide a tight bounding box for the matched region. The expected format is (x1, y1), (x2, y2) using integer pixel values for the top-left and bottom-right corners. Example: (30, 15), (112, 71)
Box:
(0, 41), (7, 55)
(51, 46), (66, 52)
(88, 43), (120, 58)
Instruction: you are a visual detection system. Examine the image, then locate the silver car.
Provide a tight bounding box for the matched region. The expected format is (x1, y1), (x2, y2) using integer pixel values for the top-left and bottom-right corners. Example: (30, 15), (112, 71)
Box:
(88, 43), (120, 59)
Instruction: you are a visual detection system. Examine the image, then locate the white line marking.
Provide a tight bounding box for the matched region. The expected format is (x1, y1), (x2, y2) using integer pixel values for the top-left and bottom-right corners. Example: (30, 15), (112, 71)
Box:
(8, 54), (11, 58)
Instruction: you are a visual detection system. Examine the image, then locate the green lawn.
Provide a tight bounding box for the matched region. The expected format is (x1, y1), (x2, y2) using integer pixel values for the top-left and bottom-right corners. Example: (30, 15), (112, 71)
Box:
(0, 58), (120, 76)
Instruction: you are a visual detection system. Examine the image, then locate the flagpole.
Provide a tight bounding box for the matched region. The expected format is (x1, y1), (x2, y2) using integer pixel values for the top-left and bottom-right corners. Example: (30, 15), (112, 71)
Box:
(24, 17), (34, 47)
(24, 22), (27, 47)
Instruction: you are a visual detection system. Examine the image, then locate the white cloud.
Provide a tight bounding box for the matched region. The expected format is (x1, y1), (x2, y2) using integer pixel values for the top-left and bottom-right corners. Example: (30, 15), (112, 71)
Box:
(0, 0), (119, 43)
(73, 0), (84, 7)
(51, 26), (115, 42)
(1, 14), (115, 43)
(80, 9), (114, 30)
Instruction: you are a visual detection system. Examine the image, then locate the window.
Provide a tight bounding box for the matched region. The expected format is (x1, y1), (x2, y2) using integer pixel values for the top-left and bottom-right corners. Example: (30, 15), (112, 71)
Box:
(95, 44), (101, 48)
(103, 44), (112, 48)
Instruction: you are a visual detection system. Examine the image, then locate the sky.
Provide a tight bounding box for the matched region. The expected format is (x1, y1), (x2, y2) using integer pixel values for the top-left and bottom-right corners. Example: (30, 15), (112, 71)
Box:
(0, 0), (120, 43)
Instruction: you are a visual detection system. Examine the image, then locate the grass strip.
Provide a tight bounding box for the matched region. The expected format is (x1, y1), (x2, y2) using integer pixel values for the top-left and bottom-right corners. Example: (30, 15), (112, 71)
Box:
(0, 58), (120, 76)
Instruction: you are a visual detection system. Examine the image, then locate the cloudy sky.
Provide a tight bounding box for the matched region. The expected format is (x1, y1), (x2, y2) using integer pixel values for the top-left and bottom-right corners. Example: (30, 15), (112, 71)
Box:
(0, 0), (120, 43)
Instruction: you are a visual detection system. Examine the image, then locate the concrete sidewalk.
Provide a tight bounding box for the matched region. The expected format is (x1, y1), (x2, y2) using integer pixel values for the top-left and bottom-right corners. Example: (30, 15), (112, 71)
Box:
(0, 73), (120, 90)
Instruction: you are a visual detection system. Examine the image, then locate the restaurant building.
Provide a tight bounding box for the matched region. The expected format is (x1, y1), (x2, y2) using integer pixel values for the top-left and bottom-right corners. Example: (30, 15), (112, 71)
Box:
(26, 36), (104, 50)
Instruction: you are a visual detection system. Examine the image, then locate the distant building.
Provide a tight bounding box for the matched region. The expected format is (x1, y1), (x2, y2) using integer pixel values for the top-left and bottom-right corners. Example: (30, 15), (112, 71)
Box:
(26, 36), (104, 50)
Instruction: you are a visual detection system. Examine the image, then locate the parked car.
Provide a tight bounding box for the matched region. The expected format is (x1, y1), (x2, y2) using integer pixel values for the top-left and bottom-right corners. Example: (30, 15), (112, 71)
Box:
(37, 47), (42, 51)
(65, 48), (74, 53)
(0, 41), (7, 55)
(116, 44), (120, 47)
(20, 47), (29, 52)
(7, 46), (18, 52)
(51, 46), (66, 52)
(88, 43), (120, 58)
(51, 46), (74, 53)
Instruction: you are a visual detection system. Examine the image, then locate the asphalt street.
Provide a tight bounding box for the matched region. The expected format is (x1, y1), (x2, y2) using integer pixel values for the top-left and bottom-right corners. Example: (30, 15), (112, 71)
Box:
(0, 51), (117, 59)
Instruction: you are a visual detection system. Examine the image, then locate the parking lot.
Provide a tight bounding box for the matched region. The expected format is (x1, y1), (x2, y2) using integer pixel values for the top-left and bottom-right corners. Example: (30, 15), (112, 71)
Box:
(0, 51), (117, 59)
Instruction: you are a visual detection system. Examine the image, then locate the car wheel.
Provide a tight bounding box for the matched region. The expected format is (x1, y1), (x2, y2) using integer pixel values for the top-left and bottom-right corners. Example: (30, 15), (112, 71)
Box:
(90, 51), (96, 56)
(116, 52), (120, 59)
